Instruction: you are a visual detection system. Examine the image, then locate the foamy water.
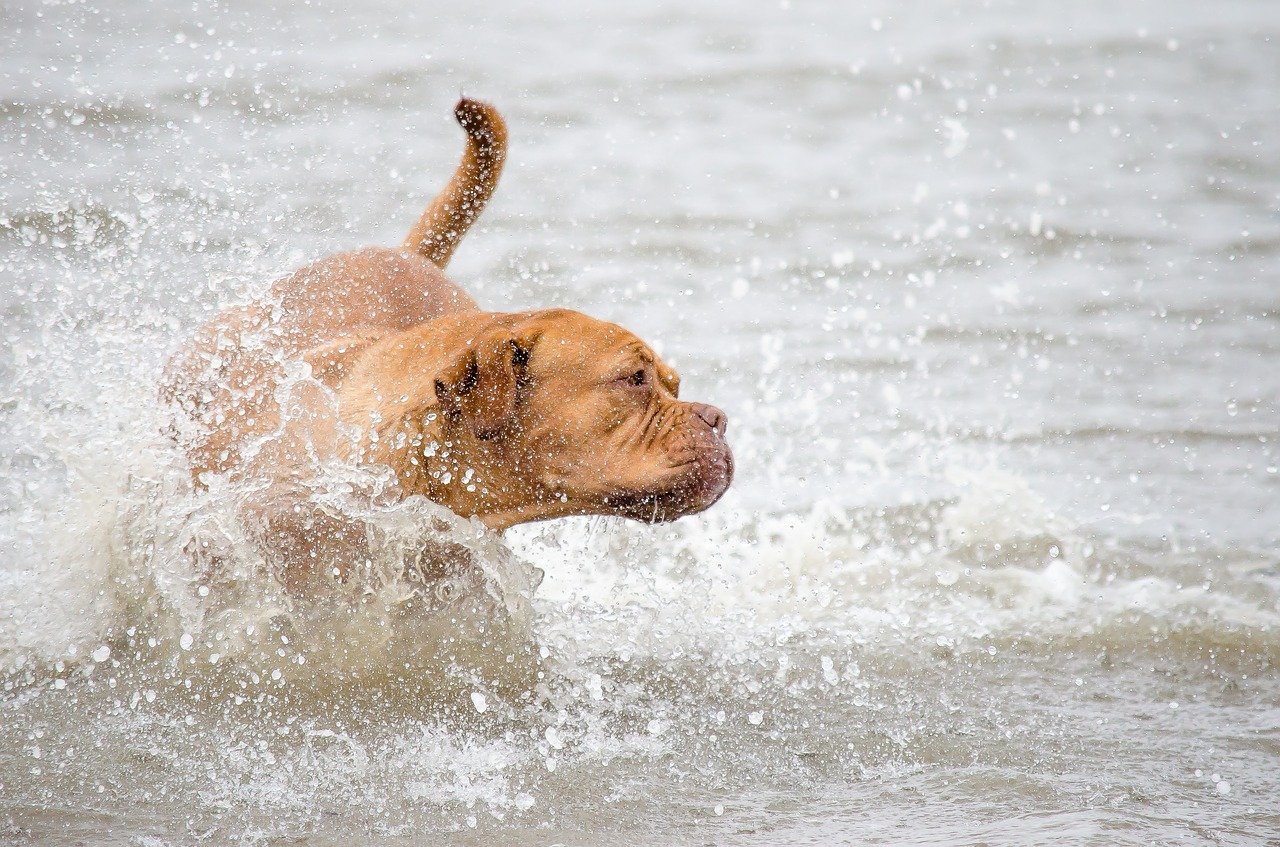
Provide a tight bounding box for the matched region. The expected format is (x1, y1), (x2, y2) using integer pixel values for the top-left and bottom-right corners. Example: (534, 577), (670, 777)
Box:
(2, 0), (1278, 843)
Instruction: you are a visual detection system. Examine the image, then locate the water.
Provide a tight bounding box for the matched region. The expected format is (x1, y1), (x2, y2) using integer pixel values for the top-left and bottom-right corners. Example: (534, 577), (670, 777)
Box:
(2, 0), (1278, 843)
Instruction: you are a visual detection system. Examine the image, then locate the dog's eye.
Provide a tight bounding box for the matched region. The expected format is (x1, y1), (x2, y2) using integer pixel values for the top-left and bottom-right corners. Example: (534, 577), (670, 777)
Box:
(612, 368), (650, 391)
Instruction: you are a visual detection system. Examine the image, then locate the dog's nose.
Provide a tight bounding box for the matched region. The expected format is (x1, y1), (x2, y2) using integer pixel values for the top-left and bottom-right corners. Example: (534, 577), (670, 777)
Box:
(691, 403), (728, 437)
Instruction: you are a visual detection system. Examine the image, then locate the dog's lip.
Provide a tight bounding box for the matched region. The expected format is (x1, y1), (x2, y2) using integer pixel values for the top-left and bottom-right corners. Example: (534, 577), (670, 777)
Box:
(602, 446), (733, 523)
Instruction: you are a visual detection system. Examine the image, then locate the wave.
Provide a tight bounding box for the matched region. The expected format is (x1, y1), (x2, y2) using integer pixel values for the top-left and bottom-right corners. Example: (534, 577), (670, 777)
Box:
(1, 418), (543, 701)
(0, 96), (156, 129)
(0, 203), (138, 251)
(5, 410), (1277, 695)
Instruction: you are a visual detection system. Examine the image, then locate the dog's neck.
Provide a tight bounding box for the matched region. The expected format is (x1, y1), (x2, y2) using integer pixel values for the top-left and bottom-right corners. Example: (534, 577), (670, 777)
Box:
(330, 323), (571, 530)
(362, 410), (587, 530)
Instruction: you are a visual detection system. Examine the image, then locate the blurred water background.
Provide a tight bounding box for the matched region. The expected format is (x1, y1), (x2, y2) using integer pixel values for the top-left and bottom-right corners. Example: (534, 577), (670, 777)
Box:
(1, 0), (1278, 844)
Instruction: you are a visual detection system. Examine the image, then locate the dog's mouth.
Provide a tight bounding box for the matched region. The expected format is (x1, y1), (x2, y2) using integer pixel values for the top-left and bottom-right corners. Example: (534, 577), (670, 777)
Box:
(602, 442), (734, 523)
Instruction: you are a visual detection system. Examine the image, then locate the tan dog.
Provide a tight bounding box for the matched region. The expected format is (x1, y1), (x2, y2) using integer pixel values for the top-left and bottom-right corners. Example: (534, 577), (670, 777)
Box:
(163, 98), (732, 592)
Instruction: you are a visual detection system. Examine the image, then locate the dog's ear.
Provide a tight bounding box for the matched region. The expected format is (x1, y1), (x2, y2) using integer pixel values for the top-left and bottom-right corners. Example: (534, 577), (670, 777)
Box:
(434, 330), (527, 440)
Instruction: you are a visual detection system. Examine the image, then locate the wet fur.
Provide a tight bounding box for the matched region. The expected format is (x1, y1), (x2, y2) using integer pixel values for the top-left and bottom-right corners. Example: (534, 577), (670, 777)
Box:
(162, 98), (731, 594)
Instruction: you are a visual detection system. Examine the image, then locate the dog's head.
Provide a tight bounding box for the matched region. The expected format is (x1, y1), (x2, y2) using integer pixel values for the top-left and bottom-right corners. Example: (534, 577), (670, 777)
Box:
(418, 309), (733, 529)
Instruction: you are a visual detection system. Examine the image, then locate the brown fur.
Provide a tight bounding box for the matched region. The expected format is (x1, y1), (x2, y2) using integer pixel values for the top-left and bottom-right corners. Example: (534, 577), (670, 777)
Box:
(402, 98), (507, 267)
(162, 98), (732, 593)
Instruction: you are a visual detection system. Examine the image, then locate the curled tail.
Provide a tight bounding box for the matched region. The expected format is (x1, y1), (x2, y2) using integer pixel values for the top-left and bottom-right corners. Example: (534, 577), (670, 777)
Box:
(403, 97), (508, 269)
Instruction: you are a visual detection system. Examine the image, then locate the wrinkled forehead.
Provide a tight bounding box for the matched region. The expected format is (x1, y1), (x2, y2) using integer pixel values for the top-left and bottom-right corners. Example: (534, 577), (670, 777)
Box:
(529, 310), (664, 373)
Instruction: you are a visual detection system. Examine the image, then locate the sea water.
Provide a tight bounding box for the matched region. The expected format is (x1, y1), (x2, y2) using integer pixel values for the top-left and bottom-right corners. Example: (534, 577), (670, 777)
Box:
(2, 0), (1277, 843)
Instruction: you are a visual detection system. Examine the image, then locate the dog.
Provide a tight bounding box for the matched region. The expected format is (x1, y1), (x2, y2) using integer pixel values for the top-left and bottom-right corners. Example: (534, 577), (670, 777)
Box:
(162, 98), (733, 593)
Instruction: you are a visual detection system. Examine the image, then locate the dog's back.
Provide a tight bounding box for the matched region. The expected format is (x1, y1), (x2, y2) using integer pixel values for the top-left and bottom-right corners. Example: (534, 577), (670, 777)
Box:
(162, 98), (507, 481)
